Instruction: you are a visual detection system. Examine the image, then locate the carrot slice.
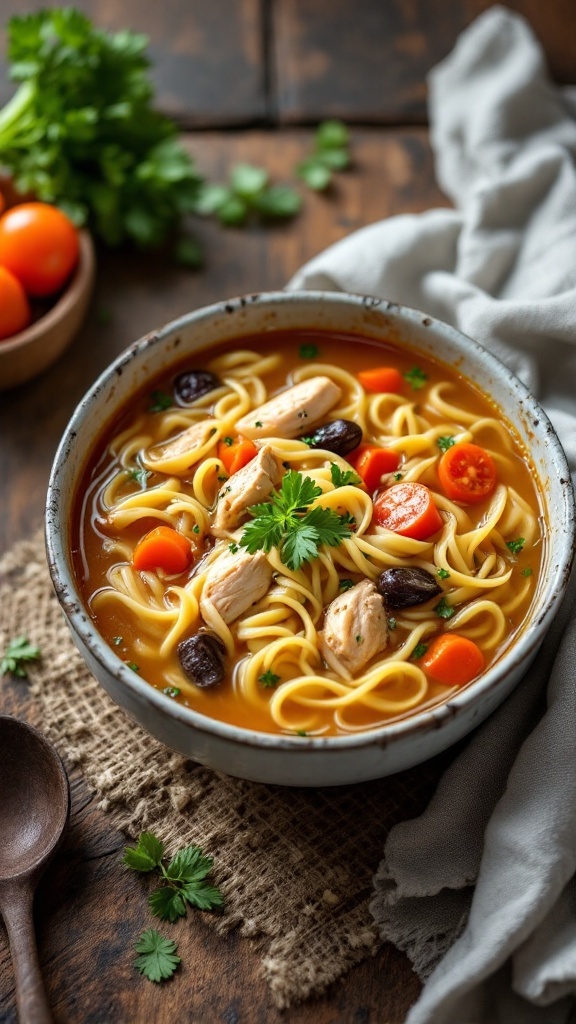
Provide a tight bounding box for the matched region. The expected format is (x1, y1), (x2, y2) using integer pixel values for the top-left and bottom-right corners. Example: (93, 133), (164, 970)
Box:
(349, 444), (400, 492)
(132, 525), (192, 574)
(420, 633), (485, 687)
(217, 437), (258, 475)
(358, 367), (404, 393)
(437, 442), (496, 504)
(372, 482), (443, 539)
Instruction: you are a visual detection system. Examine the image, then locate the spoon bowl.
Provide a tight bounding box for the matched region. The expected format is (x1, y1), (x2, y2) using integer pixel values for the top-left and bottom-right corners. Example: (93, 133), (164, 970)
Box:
(0, 716), (70, 1024)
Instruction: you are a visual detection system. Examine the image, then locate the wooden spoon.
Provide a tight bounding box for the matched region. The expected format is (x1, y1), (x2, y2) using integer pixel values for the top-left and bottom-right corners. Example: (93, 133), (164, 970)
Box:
(0, 716), (70, 1024)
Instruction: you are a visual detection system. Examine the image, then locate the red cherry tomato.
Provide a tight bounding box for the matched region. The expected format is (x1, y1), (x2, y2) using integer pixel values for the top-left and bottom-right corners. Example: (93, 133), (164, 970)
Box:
(0, 265), (31, 340)
(0, 202), (79, 297)
(437, 442), (497, 504)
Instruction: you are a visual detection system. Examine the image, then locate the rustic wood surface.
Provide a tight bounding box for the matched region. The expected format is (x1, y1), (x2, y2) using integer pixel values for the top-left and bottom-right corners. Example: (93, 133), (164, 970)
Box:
(1, 4), (575, 1022)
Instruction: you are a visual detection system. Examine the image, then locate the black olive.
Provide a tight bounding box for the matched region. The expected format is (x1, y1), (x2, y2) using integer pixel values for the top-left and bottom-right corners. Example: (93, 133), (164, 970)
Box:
(177, 632), (227, 688)
(306, 419), (363, 456)
(173, 369), (222, 405)
(376, 567), (442, 609)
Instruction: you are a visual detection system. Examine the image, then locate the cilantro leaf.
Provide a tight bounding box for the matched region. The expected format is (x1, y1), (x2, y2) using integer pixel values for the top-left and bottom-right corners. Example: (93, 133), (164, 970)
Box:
(134, 929), (180, 983)
(437, 436), (455, 452)
(330, 463), (361, 488)
(0, 636), (41, 678)
(403, 367), (428, 390)
(240, 470), (352, 570)
(507, 537), (525, 556)
(124, 832), (164, 872)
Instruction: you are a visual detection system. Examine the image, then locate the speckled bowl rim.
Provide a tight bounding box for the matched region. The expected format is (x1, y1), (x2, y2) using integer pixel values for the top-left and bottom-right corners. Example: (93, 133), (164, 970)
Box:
(46, 291), (576, 755)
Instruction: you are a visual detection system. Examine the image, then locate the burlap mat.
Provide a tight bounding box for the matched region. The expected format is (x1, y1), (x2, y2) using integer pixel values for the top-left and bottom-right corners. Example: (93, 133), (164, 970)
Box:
(0, 530), (446, 1008)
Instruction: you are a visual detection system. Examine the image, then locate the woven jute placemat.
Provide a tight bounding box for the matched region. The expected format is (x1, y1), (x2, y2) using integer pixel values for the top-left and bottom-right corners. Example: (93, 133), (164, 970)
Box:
(0, 530), (445, 1008)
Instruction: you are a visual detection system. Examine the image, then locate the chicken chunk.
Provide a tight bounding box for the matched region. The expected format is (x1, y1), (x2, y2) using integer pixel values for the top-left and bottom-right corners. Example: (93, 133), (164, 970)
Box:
(142, 419), (217, 473)
(200, 548), (272, 624)
(318, 580), (388, 680)
(234, 377), (342, 440)
(212, 445), (282, 536)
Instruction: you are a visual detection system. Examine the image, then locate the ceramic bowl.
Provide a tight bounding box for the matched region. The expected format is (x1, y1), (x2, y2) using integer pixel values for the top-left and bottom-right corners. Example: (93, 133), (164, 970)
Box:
(0, 229), (95, 391)
(45, 292), (575, 786)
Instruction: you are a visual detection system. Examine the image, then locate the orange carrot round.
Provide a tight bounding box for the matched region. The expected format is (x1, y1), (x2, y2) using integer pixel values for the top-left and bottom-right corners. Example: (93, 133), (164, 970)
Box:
(372, 482), (443, 539)
(358, 367), (404, 393)
(349, 444), (400, 492)
(437, 442), (497, 504)
(420, 633), (485, 687)
(217, 437), (258, 475)
(132, 525), (192, 574)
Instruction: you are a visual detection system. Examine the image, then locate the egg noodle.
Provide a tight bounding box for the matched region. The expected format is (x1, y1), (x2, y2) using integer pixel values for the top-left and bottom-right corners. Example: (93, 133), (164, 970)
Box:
(82, 342), (542, 736)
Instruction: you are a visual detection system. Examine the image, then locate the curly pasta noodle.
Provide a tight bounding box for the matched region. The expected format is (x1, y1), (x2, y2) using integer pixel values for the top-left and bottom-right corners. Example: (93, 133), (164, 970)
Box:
(77, 338), (544, 736)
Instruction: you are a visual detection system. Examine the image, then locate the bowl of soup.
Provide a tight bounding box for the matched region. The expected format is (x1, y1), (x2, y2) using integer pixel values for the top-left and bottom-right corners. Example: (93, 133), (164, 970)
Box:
(45, 291), (575, 786)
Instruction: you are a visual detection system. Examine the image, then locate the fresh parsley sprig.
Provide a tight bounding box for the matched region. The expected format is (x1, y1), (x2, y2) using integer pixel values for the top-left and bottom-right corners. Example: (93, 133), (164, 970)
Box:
(134, 929), (180, 983)
(124, 832), (224, 923)
(1, 636), (41, 678)
(330, 463), (361, 488)
(297, 119), (351, 191)
(195, 163), (301, 226)
(239, 470), (352, 571)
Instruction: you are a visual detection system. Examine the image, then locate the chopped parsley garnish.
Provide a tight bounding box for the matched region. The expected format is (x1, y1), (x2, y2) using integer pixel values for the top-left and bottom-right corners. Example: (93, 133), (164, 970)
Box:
(163, 686), (180, 698)
(296, 729), (308, 737)
(301, 436), (316, 446)
(113, 636), (123, 646)
(149, 390), (172, 412)
(437, 568), (451, 580)
(412, 643), (428, 660)
(387, 617), (397, 631)
(239, 470), (353, 571)
(255, 420), (263, 428)
(0, 635), (41, 678)
(228, 542), (239, 553)
(258, 670), (281, 688)
(192, 525), (200, 534)
(222, 436), (234, 446)
(434, 597), (455, 620)
(437, 436), (455, 452)
(403, 367), (427, 390)
(506, 537), (525, 556)
(394, 472), (403, 481)
(134, 929), (180, 983)
(522, 567), (533, 577)
(128, 467), (152, 488)
(124, 831), (224, 922)
(330, 463), (361, 488)
(126, 661), (140, 672)
(299, 343), (319, 359)
(355, 634), (363, 644)
(339, 579), (354, 591)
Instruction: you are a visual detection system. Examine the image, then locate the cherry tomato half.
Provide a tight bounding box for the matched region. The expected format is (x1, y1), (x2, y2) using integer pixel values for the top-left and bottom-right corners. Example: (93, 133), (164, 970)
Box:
(437, 442), (497, 504)
(0, 265), (31, 340)
(0, 202), (79, 297)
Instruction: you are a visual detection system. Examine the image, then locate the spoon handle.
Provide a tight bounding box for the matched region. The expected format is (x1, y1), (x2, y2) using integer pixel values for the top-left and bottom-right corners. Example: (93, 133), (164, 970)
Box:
(0, 880), (54, 1024)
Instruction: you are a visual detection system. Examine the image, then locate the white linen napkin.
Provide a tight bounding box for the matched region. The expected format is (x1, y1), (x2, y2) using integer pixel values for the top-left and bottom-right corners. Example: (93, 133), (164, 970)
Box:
(288, 7), (576, 1022)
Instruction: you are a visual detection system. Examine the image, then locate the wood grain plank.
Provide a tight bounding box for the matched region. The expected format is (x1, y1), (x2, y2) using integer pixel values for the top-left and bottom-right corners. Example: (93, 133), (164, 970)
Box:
(272, 0), (576, 124)
(0, 0), (267, 126)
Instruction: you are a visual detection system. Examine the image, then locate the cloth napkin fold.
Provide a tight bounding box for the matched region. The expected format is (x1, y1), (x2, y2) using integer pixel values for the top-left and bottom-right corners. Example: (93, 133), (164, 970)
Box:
(289, 7), (576, 1022)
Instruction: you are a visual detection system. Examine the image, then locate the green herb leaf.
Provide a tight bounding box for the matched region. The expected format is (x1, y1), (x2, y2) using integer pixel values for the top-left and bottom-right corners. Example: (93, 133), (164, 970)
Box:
(522, 567), (533, 577)
(330, 463), (361, 488)
(240, 470), (352, 570)
(387, 617), (397, 631)
(113, 636), (123, 646)
(126, 661), (140, 672)
(297, 157), (332, 191)
(149, 390), (172, 412)
(437, 568), (451, 580)
(412, 643), (428, 660)
(230, 162), (269, 198)
(434, 597), (455, 620)
(437, 436), (455, 452)
(299, 343), (319, 359)
(134, 929), (180, 983)
(339, 579), (354, 591)
(128, 467), (152, 488)
(124, 832), (164, 873)
(163, 686), (180, 699)
(394, 471), (403, 481)
(258, 670), (281, 688)
(506, 537), (525, 556)
(403, 367), (428, 390)
(316, 119), (350, 149)
(0, 635), (41, 678)
(252, 184), (302, 219)
(148, 886), (187, 923)
(222, 436), (234, 446)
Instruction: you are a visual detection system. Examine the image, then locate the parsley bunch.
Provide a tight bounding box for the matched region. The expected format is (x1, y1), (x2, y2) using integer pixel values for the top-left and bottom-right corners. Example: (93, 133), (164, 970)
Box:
(0, 9), (203, 250)
(195, 162), (301, 226)
(240, 470), (352, 570)
(124, 831), (223, 923)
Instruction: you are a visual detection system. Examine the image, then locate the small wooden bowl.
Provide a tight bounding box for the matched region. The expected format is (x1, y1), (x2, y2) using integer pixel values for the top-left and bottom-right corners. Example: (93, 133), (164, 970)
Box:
(0, 229), (95, 390)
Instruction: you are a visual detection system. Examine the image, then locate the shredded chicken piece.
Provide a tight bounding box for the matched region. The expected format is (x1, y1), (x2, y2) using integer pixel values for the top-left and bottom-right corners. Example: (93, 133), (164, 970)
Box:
(234, 377), (342, 439)
(212, 445), (282, 536)
(318, 580), (388, 680)
(200, 548), (272, 624)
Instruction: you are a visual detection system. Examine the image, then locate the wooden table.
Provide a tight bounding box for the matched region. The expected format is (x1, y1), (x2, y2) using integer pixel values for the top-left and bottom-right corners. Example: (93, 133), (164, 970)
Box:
(1, 3), (575, 1021)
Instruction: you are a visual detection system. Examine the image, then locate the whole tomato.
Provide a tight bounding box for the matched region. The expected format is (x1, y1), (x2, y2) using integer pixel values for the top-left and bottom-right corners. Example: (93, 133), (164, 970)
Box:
(0, 265), (31, 340)
(0, 202), (79, 297)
